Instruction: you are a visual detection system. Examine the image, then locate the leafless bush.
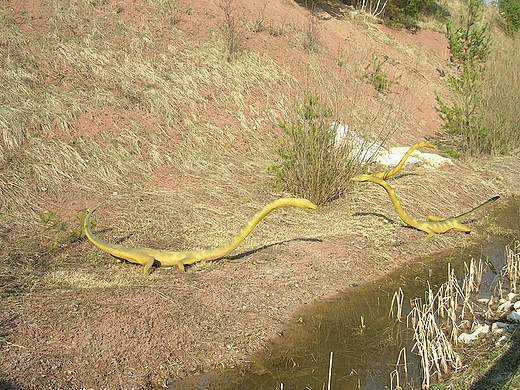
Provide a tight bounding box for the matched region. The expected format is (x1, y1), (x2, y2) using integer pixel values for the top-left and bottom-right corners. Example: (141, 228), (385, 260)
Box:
(356, 0), (389, 17)
(216, 0), (243, 60)
(503, 240), (520, 293)
(303, 0), (321, 53)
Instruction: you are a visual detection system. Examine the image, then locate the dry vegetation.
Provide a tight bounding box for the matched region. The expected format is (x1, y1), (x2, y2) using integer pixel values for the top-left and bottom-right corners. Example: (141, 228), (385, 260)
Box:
(0, 0), (417, 291)
(1, 0), (295, 288)
(0, 0), (519, 388)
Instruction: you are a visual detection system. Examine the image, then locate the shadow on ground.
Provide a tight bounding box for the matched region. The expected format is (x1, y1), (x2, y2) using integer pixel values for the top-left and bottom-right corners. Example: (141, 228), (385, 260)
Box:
(469, 328), (520, 390)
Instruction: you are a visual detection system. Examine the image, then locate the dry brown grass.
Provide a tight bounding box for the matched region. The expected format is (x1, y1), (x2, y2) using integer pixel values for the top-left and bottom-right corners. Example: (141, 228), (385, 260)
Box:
(0, 0), (297, 291)
(0, 0), (516, 296)
(476, 34), (520, 155)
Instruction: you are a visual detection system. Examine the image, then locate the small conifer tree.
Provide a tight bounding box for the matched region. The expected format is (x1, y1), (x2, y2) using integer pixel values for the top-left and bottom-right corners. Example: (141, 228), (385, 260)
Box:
(436, 0), (491, 152)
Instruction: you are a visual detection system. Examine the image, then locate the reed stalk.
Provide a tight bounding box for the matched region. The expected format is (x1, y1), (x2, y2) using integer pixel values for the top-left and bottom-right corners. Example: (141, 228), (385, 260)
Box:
(503, 240), (520, 293)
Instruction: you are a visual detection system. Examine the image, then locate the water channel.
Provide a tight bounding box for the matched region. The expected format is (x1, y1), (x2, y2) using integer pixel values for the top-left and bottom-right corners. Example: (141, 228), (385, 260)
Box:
(174, 197), (519, 390)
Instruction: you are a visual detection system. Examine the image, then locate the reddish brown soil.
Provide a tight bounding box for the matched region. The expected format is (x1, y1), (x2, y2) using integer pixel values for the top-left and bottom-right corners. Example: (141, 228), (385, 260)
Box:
(1, 1), (517, 389)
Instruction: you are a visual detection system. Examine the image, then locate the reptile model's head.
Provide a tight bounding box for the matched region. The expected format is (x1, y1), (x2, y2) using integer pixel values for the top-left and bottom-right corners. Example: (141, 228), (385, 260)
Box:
(416, 141), (437, 150)
(293, 198), (318, 210)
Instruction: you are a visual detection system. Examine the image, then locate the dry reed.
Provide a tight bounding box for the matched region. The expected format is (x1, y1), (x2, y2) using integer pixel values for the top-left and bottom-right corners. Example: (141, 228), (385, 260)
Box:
(503, 240), (520, 293)
(391, 258), (486, 388)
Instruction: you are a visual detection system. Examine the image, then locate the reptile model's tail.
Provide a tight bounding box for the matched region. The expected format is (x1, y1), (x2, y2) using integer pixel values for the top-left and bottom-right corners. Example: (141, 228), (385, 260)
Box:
(373, 141), (436, 179)
(83, 204), (120, 254)
(83, 205), (102, 235)
(428, 196), (500, 221)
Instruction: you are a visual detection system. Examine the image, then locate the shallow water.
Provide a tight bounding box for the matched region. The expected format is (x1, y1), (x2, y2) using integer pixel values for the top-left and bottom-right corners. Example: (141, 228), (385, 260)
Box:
(173, 197), (519, 390)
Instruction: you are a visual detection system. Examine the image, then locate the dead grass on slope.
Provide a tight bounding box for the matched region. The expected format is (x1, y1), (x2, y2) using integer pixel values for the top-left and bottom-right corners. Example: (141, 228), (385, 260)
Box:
(0, 0), (300, 293)
(0, 0), (510, 298)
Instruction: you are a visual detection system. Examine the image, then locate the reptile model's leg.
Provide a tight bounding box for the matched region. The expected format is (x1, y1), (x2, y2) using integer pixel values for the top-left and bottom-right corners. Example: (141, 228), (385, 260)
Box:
(176, 255), (195, 272)
(143, 257), (156, 275)
(424, 227), (436, 239)
(373, 141), (436, 179)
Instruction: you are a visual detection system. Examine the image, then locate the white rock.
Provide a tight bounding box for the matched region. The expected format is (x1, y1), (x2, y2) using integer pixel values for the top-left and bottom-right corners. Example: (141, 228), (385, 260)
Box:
(477, 298), (492, 305)
(458, 324), (490, 343)
(492, 327), (507, 335)
(416, 152), (454, 168)
(388, 146), (422, 156)
(497, 300), (512, 312)
(333, 123), (385, 162)
(475, 324), (490, 335)
(514, 301), (520, 310)
(492, 322), (515, 333)
(507, 311), (520, 323)
(496, 334), (511, 346)
(333, 124), (453, 171)
(458, 332), (478, 344)
(507, 292), (518, 302)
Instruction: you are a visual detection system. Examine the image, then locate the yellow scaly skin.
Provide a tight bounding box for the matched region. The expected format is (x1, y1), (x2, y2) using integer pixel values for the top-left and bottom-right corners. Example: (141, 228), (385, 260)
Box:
(84, 198), (317, 274)
(372, 141), (436, 179)
(351, 174), (499, 238)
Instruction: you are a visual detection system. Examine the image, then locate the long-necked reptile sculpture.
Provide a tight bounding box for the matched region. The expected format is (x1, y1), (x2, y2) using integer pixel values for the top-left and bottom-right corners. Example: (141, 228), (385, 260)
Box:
(373, 141), (436, 179)
(84, 198), (317, 274)
(351, 174), (499, 238)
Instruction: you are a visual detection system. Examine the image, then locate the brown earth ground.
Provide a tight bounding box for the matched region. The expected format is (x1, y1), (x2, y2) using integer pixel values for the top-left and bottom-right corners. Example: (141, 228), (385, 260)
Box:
(1, 0), (519, 389)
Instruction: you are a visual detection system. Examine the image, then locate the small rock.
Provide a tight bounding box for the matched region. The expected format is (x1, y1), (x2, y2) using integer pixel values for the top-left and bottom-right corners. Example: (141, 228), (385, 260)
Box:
(506, 311), (520, 323)
(477, 298), (492, 305)
(507, 292), (518, 302)
(458, 332), (478, 344)
(514, 301), (520, 310)
(497, 300), (512, 312)
(496, 334), (511, 346)
(475, 324), (490, 335)
(458, 324), (489, 343)
(492, 322), (515, 334)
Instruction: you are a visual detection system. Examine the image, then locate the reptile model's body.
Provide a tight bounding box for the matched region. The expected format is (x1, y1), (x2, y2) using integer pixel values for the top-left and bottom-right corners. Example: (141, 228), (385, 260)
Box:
(84, 198), (317, 274)
(373, 141), (436, 179)
(351, 174), (499, 238)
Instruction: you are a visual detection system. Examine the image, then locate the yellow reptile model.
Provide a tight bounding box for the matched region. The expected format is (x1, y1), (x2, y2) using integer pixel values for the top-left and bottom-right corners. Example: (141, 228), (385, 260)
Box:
(373, 141), (436, 179)
(84, 198), (317, 274)
(351, 174), (499, 238)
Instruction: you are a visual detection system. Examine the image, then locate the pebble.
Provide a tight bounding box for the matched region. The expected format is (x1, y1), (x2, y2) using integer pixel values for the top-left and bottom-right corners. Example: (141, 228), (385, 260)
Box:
(458, 324), (490, 344)
(497, 300), (512, 312)
(506, 311), (520, 323)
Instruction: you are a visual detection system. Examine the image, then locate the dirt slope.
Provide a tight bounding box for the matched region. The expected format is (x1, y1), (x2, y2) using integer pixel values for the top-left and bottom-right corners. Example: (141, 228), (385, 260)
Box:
(1, 0), (518, 389)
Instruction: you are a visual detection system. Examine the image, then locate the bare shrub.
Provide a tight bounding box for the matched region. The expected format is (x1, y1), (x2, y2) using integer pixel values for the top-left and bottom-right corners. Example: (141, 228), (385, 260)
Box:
(270, 88), (394, 205)
(303, 1), (321, 53)
(216, 0), (243, 61)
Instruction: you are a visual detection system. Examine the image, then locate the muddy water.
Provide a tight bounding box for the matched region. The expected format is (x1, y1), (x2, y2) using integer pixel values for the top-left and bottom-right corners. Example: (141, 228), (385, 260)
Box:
(174, 197), (519, 390)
